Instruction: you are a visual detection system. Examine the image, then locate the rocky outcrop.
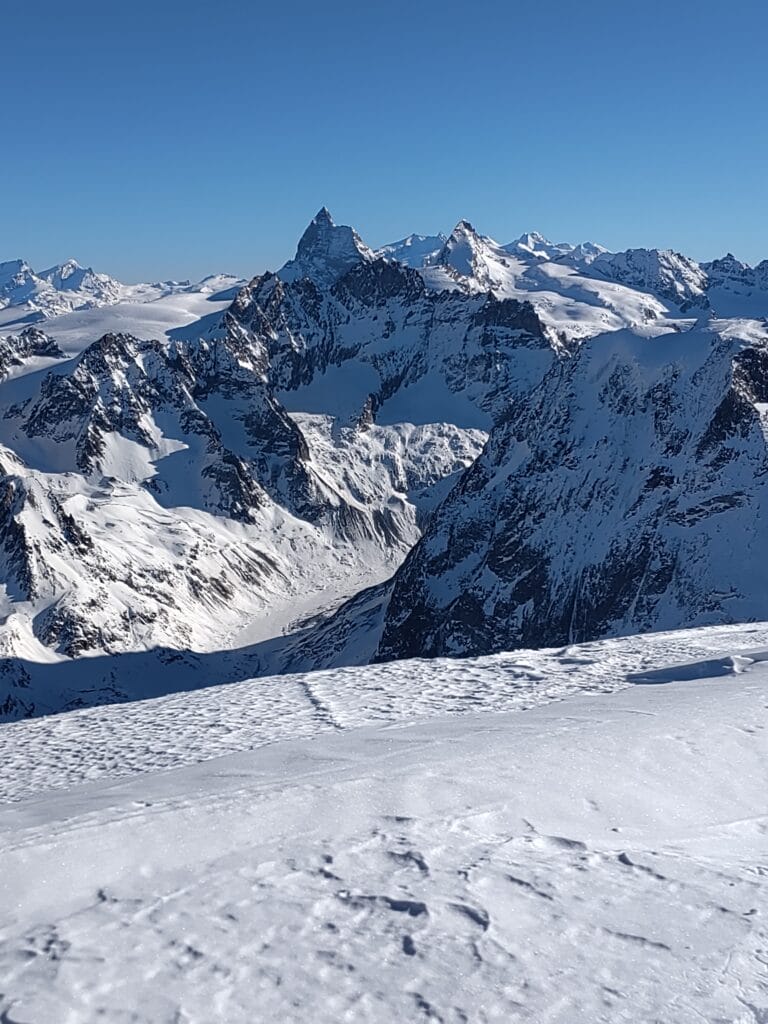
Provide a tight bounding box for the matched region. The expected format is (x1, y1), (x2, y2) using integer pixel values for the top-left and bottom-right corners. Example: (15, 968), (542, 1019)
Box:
(376, 323), (768, 660)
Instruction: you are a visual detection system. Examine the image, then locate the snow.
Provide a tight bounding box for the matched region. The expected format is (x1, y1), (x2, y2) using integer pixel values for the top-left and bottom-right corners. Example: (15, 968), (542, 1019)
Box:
(278, 208), (374, 288)
(28, 280), (241, 357)
(421, 222), (674, 342)
(375, 370), (493, 431)
(0, 272), (243, 368)
(1, 624), (767, 1022)
(376, 233), (447, 268)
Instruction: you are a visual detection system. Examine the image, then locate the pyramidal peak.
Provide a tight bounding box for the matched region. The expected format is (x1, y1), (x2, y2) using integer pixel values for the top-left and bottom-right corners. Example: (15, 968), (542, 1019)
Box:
(278, 208), (374, 288)
(435, 220), (499, 277)
(312, 206), (334, 225)
(450, 219), (481, 238)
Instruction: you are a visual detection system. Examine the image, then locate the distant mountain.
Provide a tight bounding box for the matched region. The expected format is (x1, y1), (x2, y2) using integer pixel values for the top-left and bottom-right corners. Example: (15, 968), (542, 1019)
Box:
(0, 256), (244, 339)
(0, 258), (122, 319)
(376, 233), (447, 268)
(588, 248), (709, 310)
(2, 208), (768, 718)
(701, 253), (768, 318)
(278, 207), (375, 288)
(503, 231), (609, 263)
(223, 243), (560, 431)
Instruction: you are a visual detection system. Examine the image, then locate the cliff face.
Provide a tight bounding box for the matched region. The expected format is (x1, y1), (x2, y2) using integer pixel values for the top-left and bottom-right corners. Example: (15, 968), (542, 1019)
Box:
(377, 323), (768, 660)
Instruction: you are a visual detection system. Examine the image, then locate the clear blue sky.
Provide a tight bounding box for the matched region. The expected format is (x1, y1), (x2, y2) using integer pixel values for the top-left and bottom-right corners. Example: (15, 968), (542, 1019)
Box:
(3, 0), (767, 280)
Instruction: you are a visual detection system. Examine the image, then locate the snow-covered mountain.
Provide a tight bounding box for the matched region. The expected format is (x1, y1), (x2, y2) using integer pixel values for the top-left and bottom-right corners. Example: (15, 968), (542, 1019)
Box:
(2, 209), (768, 717)
(503, 230), (608, 263)
(375, 232), (446, 268)
(220, 250), (561, 431)
(588, 247), (709, 310)
(0, 327), (63, 381)
(702, 252), (768, 318)
(278, 207), (375, 288)
(0, 258), (122, 320)
(0, 319), (481, 700)
(5, 210), (768, 1024)
(376, 318), (768, 660)
(418, 221), (674, 340)
(0, 256), (244, 343)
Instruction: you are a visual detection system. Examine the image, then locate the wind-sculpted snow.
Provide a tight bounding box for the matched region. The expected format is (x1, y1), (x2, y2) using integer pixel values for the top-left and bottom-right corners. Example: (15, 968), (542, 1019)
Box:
(378, 320), (768, 660)
(1, 627), (767, 1023)
(2, 620), (766, 801)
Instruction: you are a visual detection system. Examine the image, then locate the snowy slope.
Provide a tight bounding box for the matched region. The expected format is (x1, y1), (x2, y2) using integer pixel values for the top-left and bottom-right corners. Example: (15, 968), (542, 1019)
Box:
(589, 247), (709, 309)
(703, 253), (768, 318)
(419, 221), (674, 341)
(0, 261), (243, 352)
(0, 321), (483, 713)
(1, 626), (767, 1023)
(225, 248), (561, 431)
(0, 258), (121, 321)
(376, 232), (446, 268)
(503, 230), (607, 264)
(378, 318), (768, 660)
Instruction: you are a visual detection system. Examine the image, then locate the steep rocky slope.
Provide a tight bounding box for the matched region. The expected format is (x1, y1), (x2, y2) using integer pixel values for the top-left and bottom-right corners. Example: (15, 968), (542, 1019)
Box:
(377, 320), (768, 660)
(2, 210), (768, 717)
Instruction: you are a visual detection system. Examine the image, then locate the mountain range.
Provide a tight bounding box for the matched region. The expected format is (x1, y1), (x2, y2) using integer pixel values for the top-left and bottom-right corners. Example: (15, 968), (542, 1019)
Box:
(1, 209), (767, 717)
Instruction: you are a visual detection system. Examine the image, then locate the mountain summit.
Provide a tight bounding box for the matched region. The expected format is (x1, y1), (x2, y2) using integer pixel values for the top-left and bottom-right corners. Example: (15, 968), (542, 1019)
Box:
(2, 210), (768, 717)
(278, 207), (374, 288)
(0, 257), (122, 320)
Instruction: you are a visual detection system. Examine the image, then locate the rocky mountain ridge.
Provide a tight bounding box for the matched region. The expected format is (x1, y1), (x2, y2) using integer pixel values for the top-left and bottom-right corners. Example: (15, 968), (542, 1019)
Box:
(1, 209), (768, 717)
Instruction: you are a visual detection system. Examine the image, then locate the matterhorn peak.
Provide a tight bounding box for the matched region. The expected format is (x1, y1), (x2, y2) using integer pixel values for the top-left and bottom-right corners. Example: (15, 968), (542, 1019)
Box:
(278, 208), (374, 288)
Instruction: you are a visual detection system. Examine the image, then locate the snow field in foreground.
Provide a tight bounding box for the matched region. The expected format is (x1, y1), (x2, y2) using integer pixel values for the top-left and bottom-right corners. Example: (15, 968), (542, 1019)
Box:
(0, 625), (767, 1022)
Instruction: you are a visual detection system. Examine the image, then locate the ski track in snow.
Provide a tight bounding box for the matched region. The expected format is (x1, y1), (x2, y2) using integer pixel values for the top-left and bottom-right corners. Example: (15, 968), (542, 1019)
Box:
(1, 629), (768, 1022)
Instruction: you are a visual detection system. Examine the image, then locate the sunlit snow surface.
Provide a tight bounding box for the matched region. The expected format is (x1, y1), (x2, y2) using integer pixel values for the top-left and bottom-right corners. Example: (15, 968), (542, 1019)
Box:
(2, 623), (768, 1023)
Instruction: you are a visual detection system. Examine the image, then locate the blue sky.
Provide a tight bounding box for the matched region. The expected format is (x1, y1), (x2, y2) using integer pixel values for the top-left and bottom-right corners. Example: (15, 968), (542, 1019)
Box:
(4, 0), (767, 280)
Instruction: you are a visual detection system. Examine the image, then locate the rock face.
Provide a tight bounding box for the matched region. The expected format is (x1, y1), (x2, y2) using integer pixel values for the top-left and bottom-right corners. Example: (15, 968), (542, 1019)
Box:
(0, 309), (484, 698)
(590, 248), (709, 310)
(3, 209), (768, 718)
(278, 208), (375, 289)
(0, 328), (63, 379)
(223, 252), (562, 430)
(376, 322), (768, 660)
